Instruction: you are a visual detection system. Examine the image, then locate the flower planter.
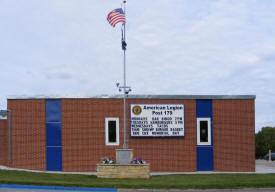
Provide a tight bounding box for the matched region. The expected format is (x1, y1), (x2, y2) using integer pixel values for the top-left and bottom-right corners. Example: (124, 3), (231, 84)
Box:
(96, 163), (150, 179)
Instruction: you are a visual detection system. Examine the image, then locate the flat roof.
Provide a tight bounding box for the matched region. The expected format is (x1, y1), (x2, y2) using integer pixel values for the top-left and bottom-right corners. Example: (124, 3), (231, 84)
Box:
(7, 94), (256, 100)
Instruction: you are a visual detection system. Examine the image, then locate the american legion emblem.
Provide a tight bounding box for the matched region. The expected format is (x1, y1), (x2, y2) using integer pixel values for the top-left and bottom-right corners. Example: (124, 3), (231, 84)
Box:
(132, 105), (142, 115)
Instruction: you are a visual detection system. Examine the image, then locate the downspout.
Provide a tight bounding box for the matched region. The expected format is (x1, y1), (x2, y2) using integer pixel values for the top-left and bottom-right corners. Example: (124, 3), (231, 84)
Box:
(7, 109), (11, 164)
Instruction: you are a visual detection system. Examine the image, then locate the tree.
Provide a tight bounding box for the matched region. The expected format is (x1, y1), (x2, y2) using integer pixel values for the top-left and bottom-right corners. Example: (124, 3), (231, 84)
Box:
(255, 127), (275, 159)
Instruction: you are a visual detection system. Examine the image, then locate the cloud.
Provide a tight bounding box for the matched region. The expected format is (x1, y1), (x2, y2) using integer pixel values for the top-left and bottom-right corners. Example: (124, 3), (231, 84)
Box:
(0, 0), (275, 132)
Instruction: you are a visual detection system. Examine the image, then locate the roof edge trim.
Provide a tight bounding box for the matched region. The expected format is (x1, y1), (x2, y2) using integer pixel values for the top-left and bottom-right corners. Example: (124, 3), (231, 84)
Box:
(7, 94), (256, 100)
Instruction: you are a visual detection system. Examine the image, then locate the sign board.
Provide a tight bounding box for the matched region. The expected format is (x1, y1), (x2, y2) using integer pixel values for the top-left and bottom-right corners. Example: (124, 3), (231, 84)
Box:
(130, 104), (184, 137)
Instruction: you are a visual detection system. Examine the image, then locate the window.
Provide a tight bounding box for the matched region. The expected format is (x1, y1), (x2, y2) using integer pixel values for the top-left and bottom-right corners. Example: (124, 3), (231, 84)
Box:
(105, 118), (119, 146)
(197, 118), (211, 145)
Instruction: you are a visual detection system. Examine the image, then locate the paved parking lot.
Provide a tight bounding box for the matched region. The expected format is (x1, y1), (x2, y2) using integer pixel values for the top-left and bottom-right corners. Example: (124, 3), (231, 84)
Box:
(255, 159), (275, 173)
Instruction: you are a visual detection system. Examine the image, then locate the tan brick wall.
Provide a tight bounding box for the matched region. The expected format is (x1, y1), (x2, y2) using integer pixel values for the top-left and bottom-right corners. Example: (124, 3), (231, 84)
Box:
(213, 99), (255, 172)
(0, 120), (8, 166)
(7, 100), (46, 171)
(97, 164), (150, 179)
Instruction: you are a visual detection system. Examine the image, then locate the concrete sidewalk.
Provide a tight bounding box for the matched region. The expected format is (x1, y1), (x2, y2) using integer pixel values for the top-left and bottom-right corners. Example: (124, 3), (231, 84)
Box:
(1, 160), (275, 175)
(118, 188), (275, 192)
(1, 188), (275, 192)
(151, 160), (275, 175)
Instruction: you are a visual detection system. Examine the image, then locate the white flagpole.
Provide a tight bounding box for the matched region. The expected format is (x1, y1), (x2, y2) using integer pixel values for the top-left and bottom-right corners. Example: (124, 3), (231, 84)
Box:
(122, 0), (127, 149)
(116, 0), (131, 149)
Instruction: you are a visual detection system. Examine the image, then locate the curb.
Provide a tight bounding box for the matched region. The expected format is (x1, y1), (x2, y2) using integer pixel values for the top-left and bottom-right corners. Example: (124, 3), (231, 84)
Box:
(0, 184), (117, 191)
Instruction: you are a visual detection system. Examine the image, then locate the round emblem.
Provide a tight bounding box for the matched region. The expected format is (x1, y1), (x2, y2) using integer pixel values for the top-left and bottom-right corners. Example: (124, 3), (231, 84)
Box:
(132, 105), (142, 115)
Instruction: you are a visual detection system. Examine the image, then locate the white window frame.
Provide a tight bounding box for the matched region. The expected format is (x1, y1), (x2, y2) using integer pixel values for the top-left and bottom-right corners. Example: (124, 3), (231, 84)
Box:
(197, 118), (211, 146)
(105, 117), (119, 146)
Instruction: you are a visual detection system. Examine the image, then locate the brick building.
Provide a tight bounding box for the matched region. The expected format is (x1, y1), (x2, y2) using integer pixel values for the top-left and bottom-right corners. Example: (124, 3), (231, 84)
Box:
(0, 95), (255, 172)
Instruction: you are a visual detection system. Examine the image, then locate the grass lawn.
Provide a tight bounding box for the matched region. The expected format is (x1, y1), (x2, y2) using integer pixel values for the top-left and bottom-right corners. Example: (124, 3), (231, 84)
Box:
(1, 170), (275, 189)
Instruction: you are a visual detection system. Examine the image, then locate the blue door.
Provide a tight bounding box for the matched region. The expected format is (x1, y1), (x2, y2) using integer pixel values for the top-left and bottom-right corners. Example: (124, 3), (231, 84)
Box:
(196, 100), (213, 171)
(46, 100), (62, 171)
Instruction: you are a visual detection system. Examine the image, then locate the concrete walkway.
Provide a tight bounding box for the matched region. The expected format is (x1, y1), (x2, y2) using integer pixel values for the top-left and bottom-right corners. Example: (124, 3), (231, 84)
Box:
(151, 160), (275, 175)
(1, 188), (275, 192)
(118, 188), (275, 192)
(1, 160), (275, 174)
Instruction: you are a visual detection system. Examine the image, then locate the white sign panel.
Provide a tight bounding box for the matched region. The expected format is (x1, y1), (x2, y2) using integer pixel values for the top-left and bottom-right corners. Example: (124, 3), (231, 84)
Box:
(130, 104), (184, 137)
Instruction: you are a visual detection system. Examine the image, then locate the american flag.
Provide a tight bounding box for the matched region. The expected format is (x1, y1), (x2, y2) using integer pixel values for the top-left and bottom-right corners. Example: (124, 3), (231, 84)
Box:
(107, 8), (125, 27)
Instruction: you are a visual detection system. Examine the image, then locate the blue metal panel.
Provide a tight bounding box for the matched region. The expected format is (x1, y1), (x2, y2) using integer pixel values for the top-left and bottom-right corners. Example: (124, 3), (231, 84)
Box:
(46, 99), (62, 171)
(196, 100), (212, 118)
(197, 146), (213, 171)
(46, 123), (62, 146)
(46, 147), (62, 171)
(196, 100), (214, 171)
(46, 100), (61, 122)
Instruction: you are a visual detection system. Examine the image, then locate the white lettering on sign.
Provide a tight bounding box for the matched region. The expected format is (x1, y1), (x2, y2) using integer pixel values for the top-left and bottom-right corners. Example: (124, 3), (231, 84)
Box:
(130, 104), (184, 137)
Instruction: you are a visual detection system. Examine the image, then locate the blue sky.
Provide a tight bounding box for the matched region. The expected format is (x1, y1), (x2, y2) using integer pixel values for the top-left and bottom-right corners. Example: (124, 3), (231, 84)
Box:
(0, 0), (275, 132)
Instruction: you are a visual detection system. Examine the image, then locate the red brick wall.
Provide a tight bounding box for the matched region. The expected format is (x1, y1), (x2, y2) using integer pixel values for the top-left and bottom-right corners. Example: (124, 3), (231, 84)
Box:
(6, 98), (255, 172)
(213, 99), (255, 172)
(0, 120), (8, 166)
(62, 99), (124, 172)
(62, 99), (196, 172)
(8, 100), (46, 171)
(128, 99), (196, 172)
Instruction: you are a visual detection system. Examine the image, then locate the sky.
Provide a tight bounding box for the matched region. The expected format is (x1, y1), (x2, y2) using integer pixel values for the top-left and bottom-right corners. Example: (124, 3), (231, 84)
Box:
(0, 0), (275, 132)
